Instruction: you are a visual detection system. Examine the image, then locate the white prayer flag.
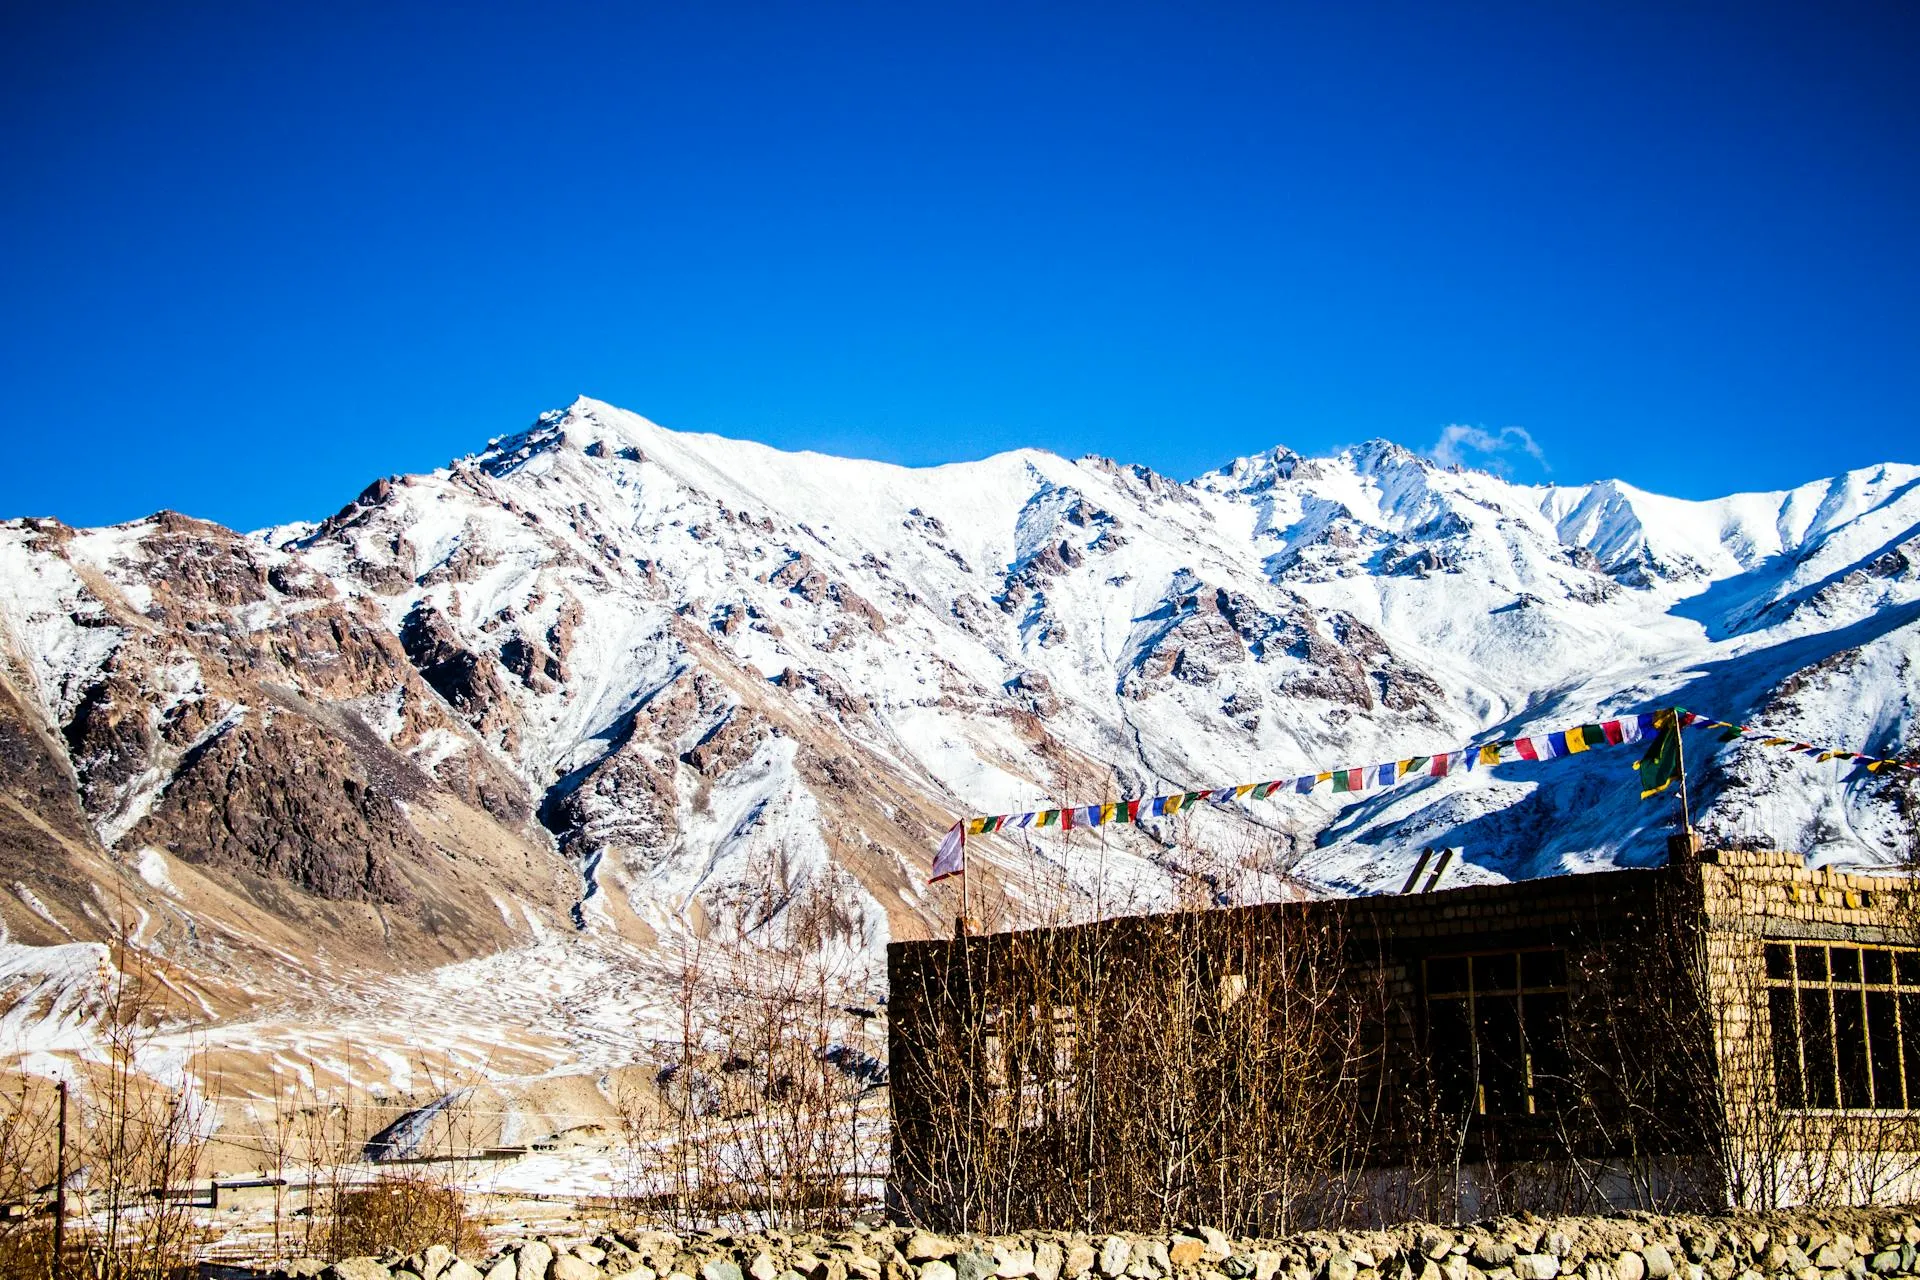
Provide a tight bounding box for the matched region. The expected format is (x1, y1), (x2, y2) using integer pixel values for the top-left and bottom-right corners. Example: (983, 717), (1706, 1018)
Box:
(930, 821), (965, 883)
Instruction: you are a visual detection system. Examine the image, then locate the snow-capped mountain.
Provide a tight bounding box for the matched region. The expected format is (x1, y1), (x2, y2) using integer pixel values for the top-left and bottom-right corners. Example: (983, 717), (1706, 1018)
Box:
(1, 398), (1916, 1046)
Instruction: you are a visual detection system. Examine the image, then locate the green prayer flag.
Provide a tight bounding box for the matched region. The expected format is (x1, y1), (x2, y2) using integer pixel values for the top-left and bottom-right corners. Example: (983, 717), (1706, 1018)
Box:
(1634, 717), (1682, 799)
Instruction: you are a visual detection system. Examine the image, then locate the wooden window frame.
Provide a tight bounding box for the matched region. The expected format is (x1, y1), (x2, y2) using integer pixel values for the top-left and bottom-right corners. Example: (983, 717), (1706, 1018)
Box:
(1423, 947), (1569, 1118)
(1764, 941), (1920, 1114)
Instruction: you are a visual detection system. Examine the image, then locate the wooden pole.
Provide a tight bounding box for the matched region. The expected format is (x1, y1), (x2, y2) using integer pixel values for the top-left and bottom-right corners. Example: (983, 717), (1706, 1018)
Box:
(52, 1079), (66, 1280)
(1400, 848), (1434, 895)
(1422, 847), (1455, 893)
(1675, 709), (1694, 837)
(961, 854), (971, 937)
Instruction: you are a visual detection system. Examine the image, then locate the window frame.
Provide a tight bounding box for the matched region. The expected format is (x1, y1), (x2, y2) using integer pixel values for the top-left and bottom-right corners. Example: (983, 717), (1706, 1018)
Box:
(1764, 940), (1920, 1114)
(1423, 946), (1570, 1119)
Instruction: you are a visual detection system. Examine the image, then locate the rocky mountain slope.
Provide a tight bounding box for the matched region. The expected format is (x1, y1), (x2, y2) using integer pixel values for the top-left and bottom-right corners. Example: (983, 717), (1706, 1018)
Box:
(1, 398), (1916, 1075)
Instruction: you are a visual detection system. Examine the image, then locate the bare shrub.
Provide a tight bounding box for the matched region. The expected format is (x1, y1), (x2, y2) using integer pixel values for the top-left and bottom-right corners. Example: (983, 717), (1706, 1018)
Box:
(0, 1072), (58, 1279)
(325, 1171), (469, 1259)
(637, 862), (884, 1232)
(67, 936), (216, 1280)
(891, 899), (1385, 1235)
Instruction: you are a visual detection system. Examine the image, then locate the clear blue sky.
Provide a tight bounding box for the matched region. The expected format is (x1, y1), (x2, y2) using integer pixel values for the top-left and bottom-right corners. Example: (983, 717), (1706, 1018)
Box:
(4, 1), (1916, 531)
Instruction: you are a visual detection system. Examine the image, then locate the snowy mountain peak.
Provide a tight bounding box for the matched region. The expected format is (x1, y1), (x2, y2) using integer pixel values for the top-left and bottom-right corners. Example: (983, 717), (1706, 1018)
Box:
(1, 400), (1916, 1020)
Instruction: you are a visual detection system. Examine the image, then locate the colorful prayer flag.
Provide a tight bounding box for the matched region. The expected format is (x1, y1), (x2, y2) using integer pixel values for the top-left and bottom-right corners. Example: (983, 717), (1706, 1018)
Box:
(1635, 713), (1682, 799)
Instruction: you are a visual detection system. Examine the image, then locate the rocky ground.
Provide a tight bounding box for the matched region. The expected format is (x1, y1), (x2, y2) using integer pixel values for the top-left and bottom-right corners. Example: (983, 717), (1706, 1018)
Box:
(254, 1209), (1920, 1280)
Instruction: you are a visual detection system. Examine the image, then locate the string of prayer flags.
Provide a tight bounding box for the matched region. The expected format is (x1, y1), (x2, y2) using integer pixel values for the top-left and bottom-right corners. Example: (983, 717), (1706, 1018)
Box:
(938, 706), (1916, 877)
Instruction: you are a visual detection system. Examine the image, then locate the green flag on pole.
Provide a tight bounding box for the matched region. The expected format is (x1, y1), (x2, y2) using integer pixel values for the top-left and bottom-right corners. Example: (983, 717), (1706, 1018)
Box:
(1634, 710), (1682, 799)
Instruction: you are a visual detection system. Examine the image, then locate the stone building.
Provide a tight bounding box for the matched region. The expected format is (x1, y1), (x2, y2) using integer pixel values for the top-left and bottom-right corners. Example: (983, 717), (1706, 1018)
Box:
(886, 843), (1920, 1235)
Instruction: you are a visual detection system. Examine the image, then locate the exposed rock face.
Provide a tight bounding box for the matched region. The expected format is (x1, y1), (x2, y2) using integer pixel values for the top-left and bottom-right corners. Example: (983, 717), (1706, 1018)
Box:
(0, 506), (566, 981)
(125, 707), (421, 905)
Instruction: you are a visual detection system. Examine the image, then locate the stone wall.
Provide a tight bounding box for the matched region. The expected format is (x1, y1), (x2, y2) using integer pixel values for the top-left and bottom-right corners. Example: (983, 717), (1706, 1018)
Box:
(279, 1209), (1920, 1280)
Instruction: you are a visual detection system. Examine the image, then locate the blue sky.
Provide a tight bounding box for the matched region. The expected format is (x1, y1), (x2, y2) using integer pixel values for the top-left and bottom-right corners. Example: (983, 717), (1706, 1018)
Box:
(3, 1), (1916, 531)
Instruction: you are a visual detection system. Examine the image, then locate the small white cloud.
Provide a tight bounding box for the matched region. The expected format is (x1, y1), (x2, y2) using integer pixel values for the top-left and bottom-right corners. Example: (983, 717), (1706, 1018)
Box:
(1430, 424), (1549, 475)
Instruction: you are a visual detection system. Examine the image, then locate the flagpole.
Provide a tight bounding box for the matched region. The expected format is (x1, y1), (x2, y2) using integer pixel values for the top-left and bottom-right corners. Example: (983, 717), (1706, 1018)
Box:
(962, 854), (971, 935)
(1675, 707), (1694, 837)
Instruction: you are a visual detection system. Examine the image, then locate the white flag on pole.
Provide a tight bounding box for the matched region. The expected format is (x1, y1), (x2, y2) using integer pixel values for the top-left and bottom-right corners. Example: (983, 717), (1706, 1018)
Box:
(930, 821), (965, 883)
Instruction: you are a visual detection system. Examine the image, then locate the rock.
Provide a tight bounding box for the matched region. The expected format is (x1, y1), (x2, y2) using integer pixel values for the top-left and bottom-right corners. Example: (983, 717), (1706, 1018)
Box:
(1421, 1238), (1452, 1264)
(397, 1271), (427, 1280)
(1252, 1254), (1283, 1280)
(1224, 1259), (1257, 1280)
(484, 1259), (518, 1280)
(1641, 1247), (1673, 1280)
(1066, 1244), (1097, 1280)
(1201, 1233), (1234, 1265)
(912, 1239), (961, 1264)
(1581, 1263), (1612, 1280)
(922, 1265), (958, 1280)
(1514, 1258), (1558, 1280)
(1440, 1258), (1471, 1280)
(753, 1257), (781, 1280)
(1546, 1240), (1575, 1264)
(1473, 1247), (1516, 1271)
(446, 1265), (485, 1280)
(996, 1248), (1037, 1279)
(1327, 1256), (1359, 1280)
(285, 1261), (332, 1279)
(327, 1262), (397, 1280)
(1102, 1240), (1133, 1279)
(576, 1252), (606, 1270)
(553, 1259), (605, 1280)
(956, 1252), (996, 1280)
(1816, 1246), (1854, 1271)
(1615, 1255), (1644, 1280)
(518, 1245), (556, 1280)
(704, 1264), (746, 1280)
(1173, 1239), (1211, 1269)
(1037, 1242), (1065, 1280)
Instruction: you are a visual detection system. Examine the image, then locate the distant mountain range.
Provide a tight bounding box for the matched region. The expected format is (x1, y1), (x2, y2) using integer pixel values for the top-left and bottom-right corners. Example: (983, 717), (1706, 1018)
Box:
(1, 397), (1915, 1068)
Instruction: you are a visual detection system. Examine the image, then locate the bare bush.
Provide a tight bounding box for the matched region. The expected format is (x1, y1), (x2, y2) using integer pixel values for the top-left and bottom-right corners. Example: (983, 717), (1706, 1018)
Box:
(891, 900), (1385, 1235)
(325, 1172), (470, 1259)
(632, 865), (884, 1232)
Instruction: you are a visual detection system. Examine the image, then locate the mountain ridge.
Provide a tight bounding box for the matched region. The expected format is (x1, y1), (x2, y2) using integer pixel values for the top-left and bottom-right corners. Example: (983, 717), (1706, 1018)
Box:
(0, 397), (1914, 1081)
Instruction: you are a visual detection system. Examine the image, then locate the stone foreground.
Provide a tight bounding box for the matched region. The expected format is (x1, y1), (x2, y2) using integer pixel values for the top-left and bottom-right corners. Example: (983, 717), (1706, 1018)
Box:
(276, 1208), (1920, 1280)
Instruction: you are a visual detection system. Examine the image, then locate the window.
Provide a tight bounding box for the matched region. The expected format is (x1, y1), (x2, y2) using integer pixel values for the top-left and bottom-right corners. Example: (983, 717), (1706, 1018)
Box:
(1766, 942), (1920, 1111)
(1425, 948), (1569, 1117)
